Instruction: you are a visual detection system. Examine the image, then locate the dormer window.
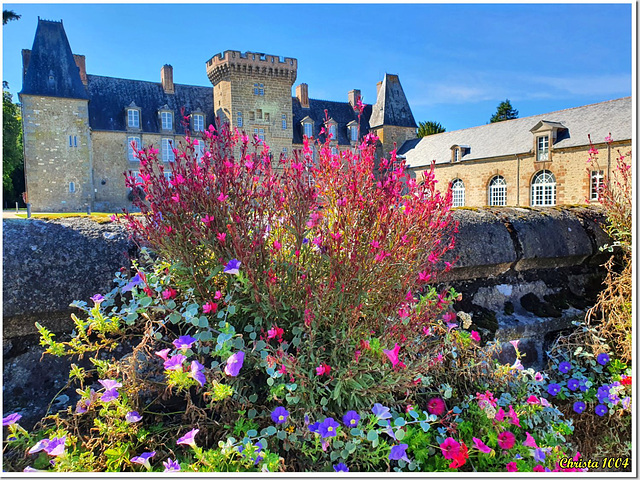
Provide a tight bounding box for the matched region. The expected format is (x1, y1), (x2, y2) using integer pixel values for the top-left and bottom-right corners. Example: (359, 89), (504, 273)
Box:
(126, 102), (141, 130)
(161, 111), (173, 131)
(347, 121), (358, 142)
(327, 122), (337, 141)
(192, 113), (204, 132)
(454, 148), (460, 162)
(301, 117), (314, 138)
(537, 135), (549, 162)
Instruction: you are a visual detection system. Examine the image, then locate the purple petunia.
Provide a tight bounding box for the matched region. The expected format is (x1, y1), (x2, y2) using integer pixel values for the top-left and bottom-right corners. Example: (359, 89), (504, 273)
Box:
(131, 451), (155, 470)
(318, 417), (339, 438)
(597, 385), (610, 403)
(342, 410), (360, 428)
(567, 378), (580, 391)
(188, 360), (206, 387)
(389, 444), (410, 462)
(223, 259), (241, 275)
(173, 335), (197, 351)
(533, 448), (546, 463)
(334, 463), (349, 472)
(163, 458), (181, 472)
(271, 406), (289, 424)
(224, 351), (245, 377)
(3, 413), (22, 426)
(122, 273), (143, 293)
(44, 436), (66, 457)
(177, 428), (199, 448)
(90, 294), (105, 304)
(372, 403), (392, 420)
(558, 362), (572, 374)
(595, 404), (608, 417)
(28, 439), (50, 454)
(547, 383), (561, 396)
(125, 411), (142, 423)
(164, 354), (187, 371)
(309, 422), (320, 434)
(597, 353), (610, 366)
(99, 379), (122, 403)
(573, 401), (586, 414)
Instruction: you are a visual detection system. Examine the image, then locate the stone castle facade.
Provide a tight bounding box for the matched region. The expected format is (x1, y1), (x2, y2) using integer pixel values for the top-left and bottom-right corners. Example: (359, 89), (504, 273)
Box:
(20, 18), (631, 212)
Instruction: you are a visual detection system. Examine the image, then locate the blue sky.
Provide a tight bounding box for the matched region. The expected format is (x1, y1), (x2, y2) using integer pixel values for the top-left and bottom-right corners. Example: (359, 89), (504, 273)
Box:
(2, 3), (633, 131)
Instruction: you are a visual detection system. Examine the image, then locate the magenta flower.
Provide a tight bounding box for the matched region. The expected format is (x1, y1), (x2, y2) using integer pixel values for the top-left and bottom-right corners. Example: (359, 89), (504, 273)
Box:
(131, 451), (155, 470)
(470, 331), (481, 342)
(383, 343), (402, 368)
(163, 458), (181, 472)
(316, 363), (331, 376)
(224, 351), (245, 376)
(203, 301), (217, 314)
(523, 431), (538, 448)
(125, 411), (142, 423)
(271, 406), (289, 424)
(440, 437), (461, 460)
(497, 431), (516, 450)
(155, 348), (171, 362)
(223, 259), (241, 275)
(506, 461), (518, 472)
(472, 437), (492, 454)
(427, 397), (446, 416)
(189, 360), (206, 387)
(177, 428), (199, 448)
(173, 335), (197, 351)
(389, 444), (410, 462)
(3, 413), (22, 426)
(164, 354), (186, 371)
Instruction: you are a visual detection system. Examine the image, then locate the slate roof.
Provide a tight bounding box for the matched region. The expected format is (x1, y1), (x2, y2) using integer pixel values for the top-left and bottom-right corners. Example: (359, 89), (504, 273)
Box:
(398, 97), (632, 168)
(85, 75), (214, 134)
(369, 73), (417, 129)
(20, 19), (89, 100)
(292, 98), (373, 145)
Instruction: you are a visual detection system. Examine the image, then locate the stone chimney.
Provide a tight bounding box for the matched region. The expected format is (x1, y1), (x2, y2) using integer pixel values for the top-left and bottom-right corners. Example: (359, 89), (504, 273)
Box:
(296, 83), (309, 108)
(348, 89), (361, 107)
(73, 54), (87, 85)
(376, 81), (383, 98)
(161, 64), (174, 94)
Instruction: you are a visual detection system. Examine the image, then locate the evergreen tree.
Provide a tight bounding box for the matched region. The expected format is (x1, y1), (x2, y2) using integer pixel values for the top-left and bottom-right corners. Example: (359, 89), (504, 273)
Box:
(417, 120), (446, 137)
(3, 88), (24, 206)
(490, 99), (519, 123)
(3, 10), (21, 25)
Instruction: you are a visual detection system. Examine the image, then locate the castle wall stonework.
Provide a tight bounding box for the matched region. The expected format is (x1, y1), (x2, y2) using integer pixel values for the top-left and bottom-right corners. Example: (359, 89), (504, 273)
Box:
(21, 96), (92, 212)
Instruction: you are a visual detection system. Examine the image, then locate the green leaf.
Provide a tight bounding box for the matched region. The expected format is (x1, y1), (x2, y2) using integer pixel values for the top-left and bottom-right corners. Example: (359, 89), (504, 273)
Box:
(409, 409), (419, 419)
(394, 417), (406, 427)
(154, 332), (162, 340)
(247, 429), (257, 437)
(330, 451), (340, 462)
(244, 325), (254, 333)
(249, 332), (257, 340)
(267, 378), (274, 386)
(228, 305), (237, 316)
(277, 430), (287, 440)
(266, 426), (277, 436)
(333, 440), (344, 449)
(350, 428), (362, 437)
(199, 316), (209, 328)
(168, 313), (181, 324)
(255, 340), (266, 351)
(367, 430), (378, 442)
(395, 429), (406, 441)
(419, 421), (430, 432)
(248, 408), (257, 418)
(345, 441), (356, 453)
(139, 297), (152, 308)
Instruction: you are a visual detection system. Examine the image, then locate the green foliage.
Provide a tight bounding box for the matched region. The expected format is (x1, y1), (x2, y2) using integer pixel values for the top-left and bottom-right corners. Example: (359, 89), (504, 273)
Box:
(489, 99), (518, 123)
(3, 9), (21, 24)
(3, 88), (24, 203)
(417, 120), (446, 137)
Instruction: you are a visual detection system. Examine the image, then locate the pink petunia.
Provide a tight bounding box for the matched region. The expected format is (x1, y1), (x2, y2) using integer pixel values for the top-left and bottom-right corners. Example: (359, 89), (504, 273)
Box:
(526, 395), (540, 405)
(508, 405), (521, 427)
(383, 343), (402, 368)
(472, 437), (493, 454)
(202, 302), (217, 314)
(155, 349), (171, 362)
(471, 331), (481, 342)
(523, 431), (538, 448)
(316, 363), (331, 376)
(497, 431), (516, 450)
(177, 428), (199, 448)
(506, 461), (518, 472)
(439, 437), (461, 460)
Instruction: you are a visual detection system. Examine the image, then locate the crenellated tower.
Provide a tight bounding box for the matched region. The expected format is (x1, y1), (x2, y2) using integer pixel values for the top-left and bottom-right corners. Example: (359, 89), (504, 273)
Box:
(206, 50), (298, 155)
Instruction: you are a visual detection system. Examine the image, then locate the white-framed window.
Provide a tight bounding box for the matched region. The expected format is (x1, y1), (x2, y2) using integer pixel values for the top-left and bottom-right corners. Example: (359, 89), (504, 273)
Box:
(127, 136), (141, 162)
(488, 175), (507, 206)
(282, 114), (287, 129)
(304, 122), (313, 138)
(537, 135), (549, 162)
(237, 111), (243, 128)
(590, 170), (604, 201)
(253, 83), (264, 95)
(68, 135), (78, 147)
(192, 114), (204, 132)
(69, 181), (76, 193)
(164, 171), (173, 182)
(195, 142), (204, 161)
(128, 109), (140, 128)
(130, 170), (144, 186)
(161, 111), (173, 131)
(350, 125), (358, 142)
(328, 124), (337, 139)
(162, 138), (175, 162)
(531, 170), (556, 206)
(451, 179), (465, 207)
(453, 148), (460, 162)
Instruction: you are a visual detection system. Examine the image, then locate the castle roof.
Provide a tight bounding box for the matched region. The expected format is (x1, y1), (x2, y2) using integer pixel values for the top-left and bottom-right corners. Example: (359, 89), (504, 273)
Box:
(292, 98), (373, 146)
(369, 73), (417, 129)
(398, 97), (632, 168)
(20, 18), (89, 100)
(85, 75), (215, 134)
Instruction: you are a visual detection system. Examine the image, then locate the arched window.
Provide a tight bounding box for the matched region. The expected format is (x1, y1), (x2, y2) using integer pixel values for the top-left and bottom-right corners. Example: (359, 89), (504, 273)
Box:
(488, 175), (507, 206)
(69, 182), (76, 193)
(531, 170), (556, 206)
(451, 179), (465, 207)
(237, 111), (243, 128)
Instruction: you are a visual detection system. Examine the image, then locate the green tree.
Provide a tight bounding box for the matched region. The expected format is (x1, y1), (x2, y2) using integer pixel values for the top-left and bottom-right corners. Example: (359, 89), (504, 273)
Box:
(417, 121), (446, 137)
(3, 10), (21, 25)
(490, 99), (519, 123)
(3, 88), (24, 205)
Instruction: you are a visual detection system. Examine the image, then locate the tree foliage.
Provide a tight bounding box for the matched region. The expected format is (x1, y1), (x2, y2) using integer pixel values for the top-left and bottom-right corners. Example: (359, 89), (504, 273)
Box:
(489, 99), (519, 123)
(417, 121), (446, 137)
(3, 88), (24, 202)
(3, 9), (21, 25)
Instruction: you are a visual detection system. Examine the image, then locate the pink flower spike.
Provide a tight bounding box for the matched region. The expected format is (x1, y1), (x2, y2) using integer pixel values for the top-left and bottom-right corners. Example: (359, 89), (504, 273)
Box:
(155, 349), (171, 362)
(177, 428), (199, 448)
(472, 437), (492, 454)
(523, 431), (538, 448)
(383, 343), (401, 367)
(471, 331), (481, 342)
